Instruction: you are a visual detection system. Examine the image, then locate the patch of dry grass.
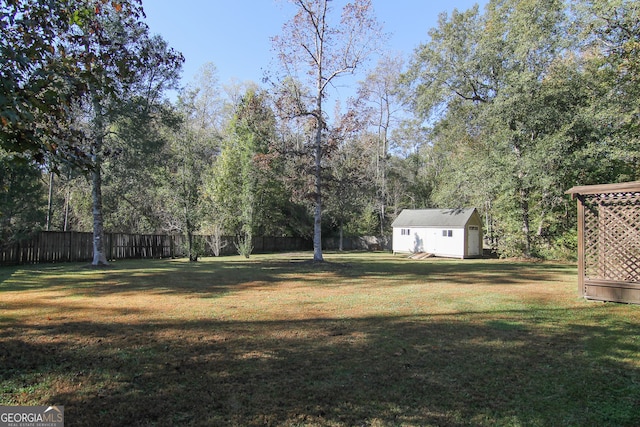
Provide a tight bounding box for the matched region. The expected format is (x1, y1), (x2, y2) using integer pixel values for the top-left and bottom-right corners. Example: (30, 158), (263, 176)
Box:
(1, 253), (639, 426)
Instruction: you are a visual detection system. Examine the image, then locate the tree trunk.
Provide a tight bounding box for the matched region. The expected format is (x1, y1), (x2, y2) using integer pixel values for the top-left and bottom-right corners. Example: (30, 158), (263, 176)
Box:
(91, 161), (109, 266)
(313, 135), (323, 261)
(187, 230), (197, 262)
(90, 90), (109, 266)
(520, 186), (531, 258)
(513, 140), (531, 258)
(63, 186), (70, 231)
(378, 98), (390, 235)
(185, 205), (197, 261)
(313, 66), (324, 262)
(46, 171), (54, 231)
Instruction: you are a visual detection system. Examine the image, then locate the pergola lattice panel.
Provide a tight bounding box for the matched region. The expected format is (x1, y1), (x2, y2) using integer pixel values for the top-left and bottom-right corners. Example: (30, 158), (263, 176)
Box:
(567, 182), (640, 304)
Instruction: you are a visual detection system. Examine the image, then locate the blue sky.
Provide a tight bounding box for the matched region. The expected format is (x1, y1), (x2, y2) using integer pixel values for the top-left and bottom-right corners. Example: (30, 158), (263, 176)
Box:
(143, 0), (487, 98)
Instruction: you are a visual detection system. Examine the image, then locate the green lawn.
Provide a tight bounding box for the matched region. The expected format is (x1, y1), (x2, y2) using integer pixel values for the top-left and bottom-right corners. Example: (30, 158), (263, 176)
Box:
(1, 252), (639, 426)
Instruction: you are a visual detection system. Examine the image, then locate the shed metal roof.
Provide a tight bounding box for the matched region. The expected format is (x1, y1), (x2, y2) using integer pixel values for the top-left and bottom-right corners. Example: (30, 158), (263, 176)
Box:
(391, 208), (477, 228)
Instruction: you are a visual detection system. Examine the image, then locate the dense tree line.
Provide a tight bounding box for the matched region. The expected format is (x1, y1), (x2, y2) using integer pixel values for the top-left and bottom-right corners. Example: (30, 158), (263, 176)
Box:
(1, 0), (638, 261)
(402, 0), (639, 257)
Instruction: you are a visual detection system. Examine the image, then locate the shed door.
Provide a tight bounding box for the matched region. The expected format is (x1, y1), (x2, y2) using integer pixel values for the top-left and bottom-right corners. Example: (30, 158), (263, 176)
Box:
(468, 226), (480, 256)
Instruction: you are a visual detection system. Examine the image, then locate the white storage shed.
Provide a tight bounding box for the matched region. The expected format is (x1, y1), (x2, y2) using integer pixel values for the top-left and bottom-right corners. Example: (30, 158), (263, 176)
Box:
(391, 208), (483, 259)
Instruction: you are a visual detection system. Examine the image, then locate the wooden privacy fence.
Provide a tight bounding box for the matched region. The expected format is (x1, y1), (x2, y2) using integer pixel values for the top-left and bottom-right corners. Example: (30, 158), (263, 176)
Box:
(0, 232), (178, 265)
(322, 235), (391, 251)
(0, 232), (312, 266)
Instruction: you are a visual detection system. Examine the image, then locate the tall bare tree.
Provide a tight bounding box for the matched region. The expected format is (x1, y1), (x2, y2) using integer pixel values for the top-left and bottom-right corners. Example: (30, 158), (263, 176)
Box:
(272, 0), (384, 261)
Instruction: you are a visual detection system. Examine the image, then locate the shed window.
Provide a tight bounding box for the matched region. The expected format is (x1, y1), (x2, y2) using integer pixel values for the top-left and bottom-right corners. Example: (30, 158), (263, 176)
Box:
(401, 228), (410, 236)
(442, 230), (453, 237)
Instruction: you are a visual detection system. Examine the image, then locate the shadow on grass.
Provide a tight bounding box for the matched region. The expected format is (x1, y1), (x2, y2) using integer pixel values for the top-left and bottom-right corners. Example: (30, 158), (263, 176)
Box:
(0, 259), (265, 296)
(0, 255), (576, 297)
(339, 257), (576, 286)
(1, 308), (639, 426)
